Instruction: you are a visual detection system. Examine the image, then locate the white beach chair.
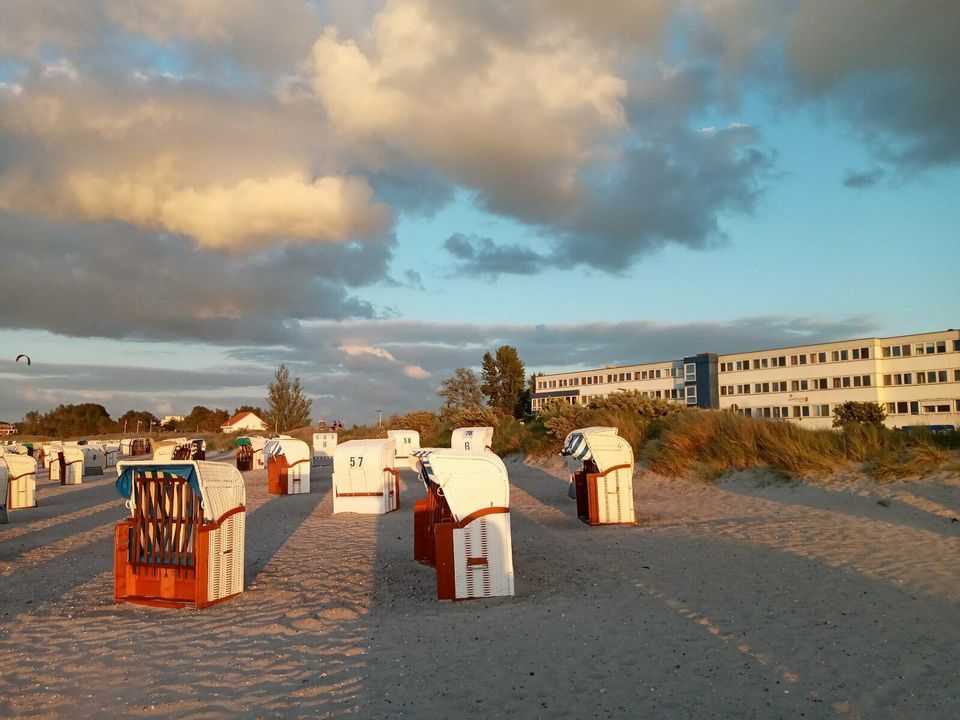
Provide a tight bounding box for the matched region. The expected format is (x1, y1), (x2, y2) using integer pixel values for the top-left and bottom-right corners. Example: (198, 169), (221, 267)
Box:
(332, 439), (400, 515)
(264, 437), (311, 495)
(311, 432), (338, 466)
(114, 460), (246, 608)
(413, 449), (514, 601)
(450, 426), (494, 453)
(387, 430), (421, 470)
(561, 426), (636, 525)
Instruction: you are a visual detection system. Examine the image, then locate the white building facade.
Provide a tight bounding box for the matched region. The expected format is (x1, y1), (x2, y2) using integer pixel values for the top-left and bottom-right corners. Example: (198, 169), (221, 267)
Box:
(531, 329), (960, 430)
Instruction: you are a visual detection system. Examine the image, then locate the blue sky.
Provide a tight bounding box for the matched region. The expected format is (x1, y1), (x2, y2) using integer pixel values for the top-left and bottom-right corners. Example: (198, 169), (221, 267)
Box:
(1, 1), (958, 423)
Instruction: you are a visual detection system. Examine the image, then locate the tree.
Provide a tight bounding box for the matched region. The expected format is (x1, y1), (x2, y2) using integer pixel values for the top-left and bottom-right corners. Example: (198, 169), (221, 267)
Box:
(117, 410), (159, 435)
(264, 364), (312, 432)
(480, 346), (526, 418)
(177, 405), (230, 433)
(437, 368), (484, 417)
(833, 401), (887, 428)
(234, 404), (264, 418)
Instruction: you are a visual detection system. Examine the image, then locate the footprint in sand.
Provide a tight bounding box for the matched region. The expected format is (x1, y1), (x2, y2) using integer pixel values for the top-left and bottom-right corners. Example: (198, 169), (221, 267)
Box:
(318, 607), (360, 621)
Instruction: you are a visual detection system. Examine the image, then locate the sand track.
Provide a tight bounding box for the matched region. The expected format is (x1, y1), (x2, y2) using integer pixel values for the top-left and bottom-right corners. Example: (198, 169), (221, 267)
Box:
(1, 459), (958, 718)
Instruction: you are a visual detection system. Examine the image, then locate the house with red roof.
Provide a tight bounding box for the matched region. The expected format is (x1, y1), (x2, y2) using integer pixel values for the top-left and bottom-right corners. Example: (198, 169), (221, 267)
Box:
(219, 411), (267, 434)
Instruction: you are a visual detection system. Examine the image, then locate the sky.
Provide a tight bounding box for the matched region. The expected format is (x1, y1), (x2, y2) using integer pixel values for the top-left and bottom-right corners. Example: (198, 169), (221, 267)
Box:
(1, 0), (959, 424)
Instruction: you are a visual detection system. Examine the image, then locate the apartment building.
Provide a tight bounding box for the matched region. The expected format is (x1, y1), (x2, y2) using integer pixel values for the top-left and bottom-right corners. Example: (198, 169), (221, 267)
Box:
(531, 329), (960, 430)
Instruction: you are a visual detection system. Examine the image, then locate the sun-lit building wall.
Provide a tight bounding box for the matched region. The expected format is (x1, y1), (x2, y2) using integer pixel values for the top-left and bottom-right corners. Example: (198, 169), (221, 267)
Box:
(532, 329), (960, 430)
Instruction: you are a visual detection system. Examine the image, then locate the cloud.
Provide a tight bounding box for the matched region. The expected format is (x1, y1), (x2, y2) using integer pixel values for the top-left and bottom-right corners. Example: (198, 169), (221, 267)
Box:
(339, 344), (398, 362)
(443, 233), (549, 277)
(697, 0), (960, 171)
(0, 314), (877, 422)
(842, 168), (885, 189)
(0, 212), (389, 345)
(338, 343), (432, 380)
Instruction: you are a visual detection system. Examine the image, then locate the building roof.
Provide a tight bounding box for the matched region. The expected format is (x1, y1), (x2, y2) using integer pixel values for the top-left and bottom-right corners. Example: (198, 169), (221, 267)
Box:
(220, 411), (262, 428)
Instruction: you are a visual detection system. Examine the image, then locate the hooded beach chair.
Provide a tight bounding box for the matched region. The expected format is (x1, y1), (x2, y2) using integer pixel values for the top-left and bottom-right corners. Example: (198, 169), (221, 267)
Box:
(113, 460), (246, 608)
(51, 447), (84, 485)
(450, 426), (494, 453)
(561, 427), (636, 525)
(311, 432), (338, 466)
(264, 437), (311, 495)
(130, 438), (152, 457)
(332, 439), (400, 514)
(1, 454), (38, 519)
(81, 446), (106, 476)
(387, 430), (420, 470)
(413, 449), (514, 600)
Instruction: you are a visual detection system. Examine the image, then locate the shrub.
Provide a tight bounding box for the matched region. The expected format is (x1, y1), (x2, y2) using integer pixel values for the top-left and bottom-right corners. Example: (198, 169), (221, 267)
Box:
(833, 401), (886, 428)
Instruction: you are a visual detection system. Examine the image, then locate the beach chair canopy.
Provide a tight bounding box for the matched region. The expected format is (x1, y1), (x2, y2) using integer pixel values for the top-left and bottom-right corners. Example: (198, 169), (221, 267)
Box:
(116, 460), (246, 523)
(450, 427), (494, 452)
(264, 437), (310, 464)
(1, 453), (37, 478)
(386, 430), (420, 456)
(333, 438), (397, 492)
(414, 449), (509, 523)
(561, 427), (632, 473)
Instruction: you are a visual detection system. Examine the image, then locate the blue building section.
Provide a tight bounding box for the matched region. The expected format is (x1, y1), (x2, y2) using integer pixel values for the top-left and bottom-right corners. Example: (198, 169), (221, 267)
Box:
(684, 353), (719, 409)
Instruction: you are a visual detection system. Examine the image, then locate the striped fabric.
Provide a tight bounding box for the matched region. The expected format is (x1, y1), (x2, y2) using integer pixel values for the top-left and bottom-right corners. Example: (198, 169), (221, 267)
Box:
(411, 450), (438, 485)
(561, 433), (593, 462)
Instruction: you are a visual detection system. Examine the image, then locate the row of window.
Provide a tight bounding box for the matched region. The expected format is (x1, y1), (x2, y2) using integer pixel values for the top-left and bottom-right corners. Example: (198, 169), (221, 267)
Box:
(720, 347), (873, 372)
(720, 375), (872, 396)
(886, 400), (960, 415)
(734, 405), (832, 419)
(882, 340), (954, 357)
(538, 363), (701, 390)
(884, 370), (956, 386)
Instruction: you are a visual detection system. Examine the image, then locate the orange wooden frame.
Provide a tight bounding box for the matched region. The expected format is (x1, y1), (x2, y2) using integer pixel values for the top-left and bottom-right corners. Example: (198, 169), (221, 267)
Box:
(114, 473), (245, 609)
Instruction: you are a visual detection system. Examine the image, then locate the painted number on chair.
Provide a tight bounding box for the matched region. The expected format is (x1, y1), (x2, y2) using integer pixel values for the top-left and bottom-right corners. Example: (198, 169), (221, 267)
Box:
(464, 441), (471, 450)
(350, 456), (363, 467)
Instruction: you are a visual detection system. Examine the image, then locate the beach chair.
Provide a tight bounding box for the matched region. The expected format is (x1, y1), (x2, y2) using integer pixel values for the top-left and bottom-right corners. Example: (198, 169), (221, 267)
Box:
(113, 460), (246, 608)
(561, 427), (636, 525)
(332, 439), (400, 515)
(51, 448), (84, 485)
(264, 438), (311, 495)
(450, 426), (494, 453)
(235, 438), (254, 471)
(387, 430), (420, 470)
(1, 454), (38, 515)
(81, 446), (106, 476)
(413, 449), (514, 600)
(311, 432), (338, 467)
(130, 438), (152, 457)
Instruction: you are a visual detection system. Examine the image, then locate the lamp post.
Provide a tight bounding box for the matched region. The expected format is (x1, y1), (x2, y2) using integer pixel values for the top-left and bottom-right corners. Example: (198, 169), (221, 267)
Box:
(376, 409), (383, 428)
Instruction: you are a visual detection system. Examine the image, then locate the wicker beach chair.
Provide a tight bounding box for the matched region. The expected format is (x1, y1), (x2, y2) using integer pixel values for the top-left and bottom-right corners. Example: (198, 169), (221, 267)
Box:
(450, 426), (494, 453)
(413, 449), (514, 600)
(332, 439), (400, 514)
(113, 460), (246, 608)
(561, 427), (636, 525)
(264, 438), (311, 495)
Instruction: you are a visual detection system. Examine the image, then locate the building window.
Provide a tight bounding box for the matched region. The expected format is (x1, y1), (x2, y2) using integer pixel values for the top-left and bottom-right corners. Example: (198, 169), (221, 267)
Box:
(685, 363), (696, 382)
(897, 401), (908, 414)
(954, 340), (960, 352)
(886, 402), (896, 414)
(910, 401), (919, 415)
(686, 387), (697, 405)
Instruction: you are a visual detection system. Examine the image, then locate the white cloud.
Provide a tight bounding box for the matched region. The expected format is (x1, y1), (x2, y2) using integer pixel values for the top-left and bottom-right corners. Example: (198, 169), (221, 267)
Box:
(339, 344), (398, 361)
(63, 171), (392, 249)
(402, 365), (431, 379)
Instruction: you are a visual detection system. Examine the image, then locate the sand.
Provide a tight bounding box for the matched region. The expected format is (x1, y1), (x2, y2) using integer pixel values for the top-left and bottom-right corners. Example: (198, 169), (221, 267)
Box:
(1, 452), (958, 718)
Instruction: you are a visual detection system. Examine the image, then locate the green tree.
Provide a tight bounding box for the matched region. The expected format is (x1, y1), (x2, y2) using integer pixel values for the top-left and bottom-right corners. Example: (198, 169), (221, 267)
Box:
(437, 368), (484, 417)
(833, 401), (886, 428)
(264, 364), (312, 433)
(481, 346), (526, 418)
(117, 410), (159, 435)
(177, 405), (230, 433)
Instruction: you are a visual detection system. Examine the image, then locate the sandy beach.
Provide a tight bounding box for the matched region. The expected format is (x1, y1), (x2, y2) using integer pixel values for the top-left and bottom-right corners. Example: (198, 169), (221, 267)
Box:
(1, 453), (958, 719)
